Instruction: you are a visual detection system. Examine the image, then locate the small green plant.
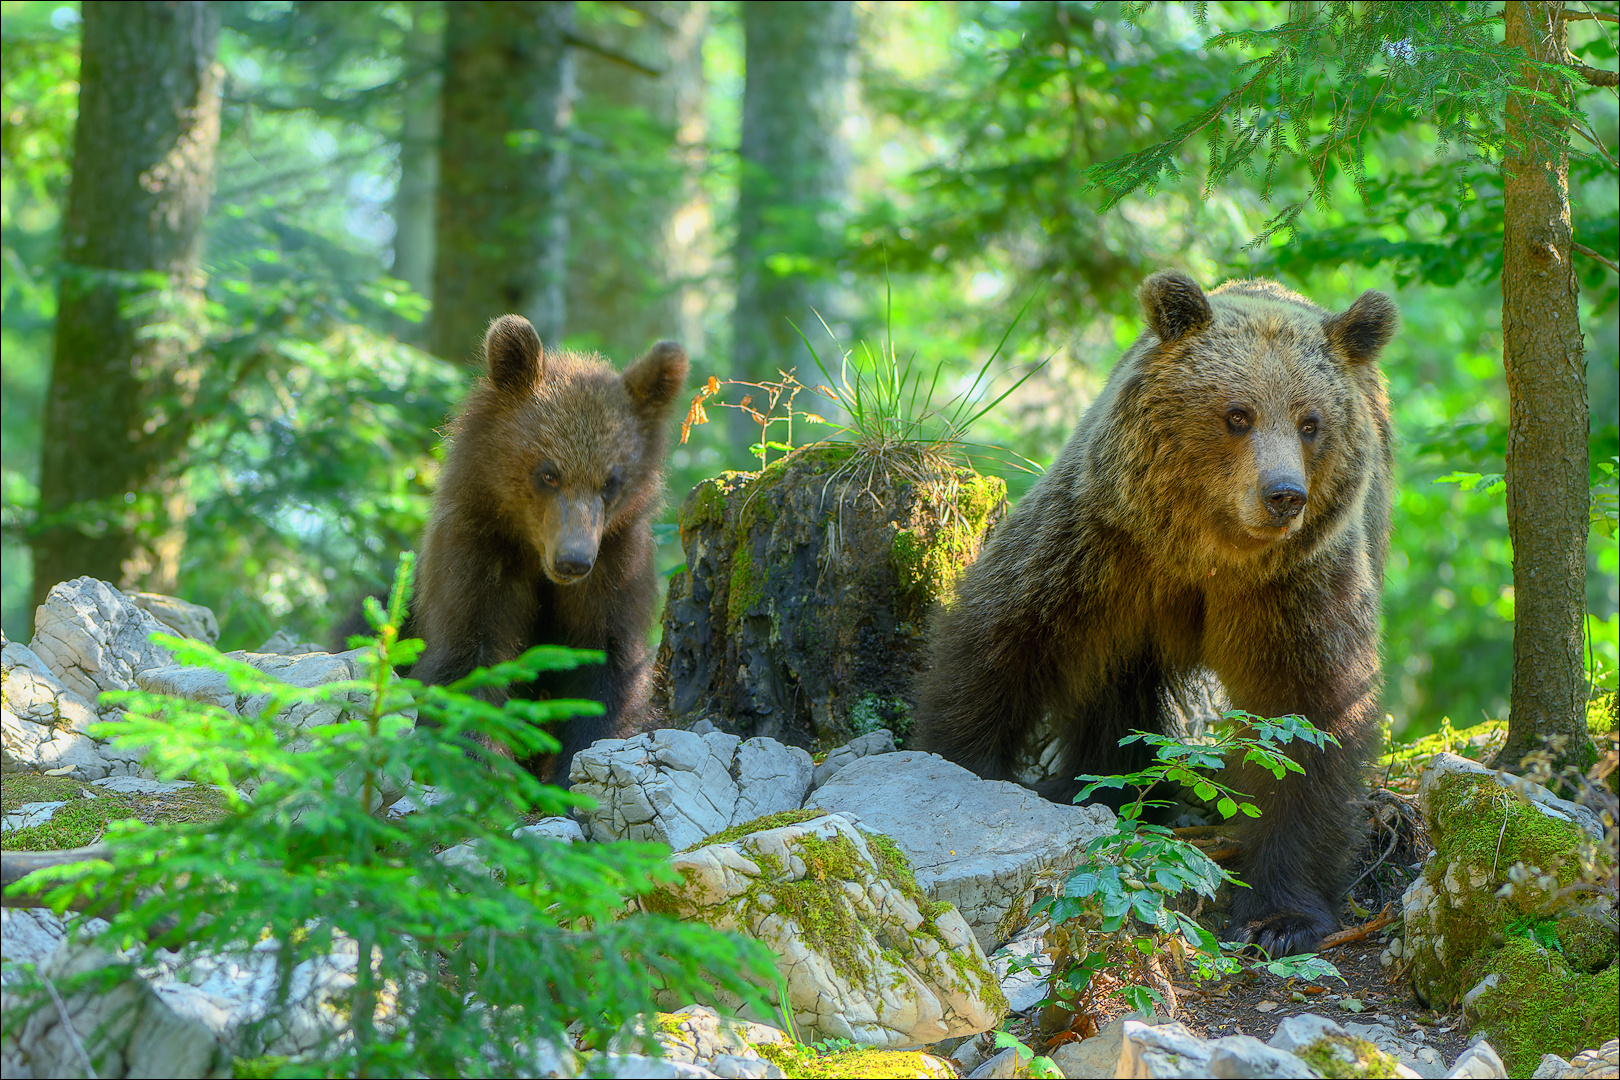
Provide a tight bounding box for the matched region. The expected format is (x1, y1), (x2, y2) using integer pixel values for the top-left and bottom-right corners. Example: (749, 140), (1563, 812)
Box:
(991, 1028), (1062, 1079)
(1034, 712), (1345, 1027)
(680, 273), (1045, 477)
(13, 554), (775, 1077)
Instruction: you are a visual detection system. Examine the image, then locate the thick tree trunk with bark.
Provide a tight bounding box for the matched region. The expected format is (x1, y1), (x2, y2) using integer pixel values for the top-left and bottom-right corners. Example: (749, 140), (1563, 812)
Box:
(731, 1), (854, 449)
(430, 1), (575, 361)
(1497, 1), (1591, 772)
(30, 1), (222, 609)
(568, 1), (710, 359)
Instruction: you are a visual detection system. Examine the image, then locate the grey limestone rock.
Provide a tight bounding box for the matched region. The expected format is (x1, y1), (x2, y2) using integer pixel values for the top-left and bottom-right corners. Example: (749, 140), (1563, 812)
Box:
(1207, 1034), (1320, 1079)
(8, 941), (231, 1079)
(28, 578), (176, 708)
(811, 728), (896, 789)
(1446, 1040), (1508, 1080)
(1117, 1020), (1215, 1079)
(651, 812), (1004, 1048)
(1268, 1013), (1350, 1054)
(1046, 1012), (1163, 1079)
(568, 728), (812, 849)
(2, 637), (117, 781)
(806, 750), (1116, 950)
(128, 592), (219, 645)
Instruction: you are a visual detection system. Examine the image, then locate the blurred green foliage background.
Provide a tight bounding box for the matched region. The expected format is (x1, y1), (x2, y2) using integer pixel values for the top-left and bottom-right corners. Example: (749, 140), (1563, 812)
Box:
(3, 0), (1615, 739)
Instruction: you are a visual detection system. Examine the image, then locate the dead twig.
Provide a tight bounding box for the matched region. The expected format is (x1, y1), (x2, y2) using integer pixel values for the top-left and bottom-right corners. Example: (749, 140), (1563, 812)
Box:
(1319, 901), (1399, 951)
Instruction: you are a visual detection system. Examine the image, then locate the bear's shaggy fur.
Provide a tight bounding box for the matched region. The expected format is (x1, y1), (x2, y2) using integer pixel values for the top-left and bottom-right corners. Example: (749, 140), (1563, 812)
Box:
(915, 270), (1398, 955)
(411, 315), (688, 780)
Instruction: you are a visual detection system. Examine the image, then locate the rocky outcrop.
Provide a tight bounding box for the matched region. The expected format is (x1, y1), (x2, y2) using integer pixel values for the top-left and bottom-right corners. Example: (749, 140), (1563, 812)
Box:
(806, 750), (1116, 951)
(568, 728), (813, 849)
(1400, 754), (1617, 1076)
(645, 811), (1005, 1048)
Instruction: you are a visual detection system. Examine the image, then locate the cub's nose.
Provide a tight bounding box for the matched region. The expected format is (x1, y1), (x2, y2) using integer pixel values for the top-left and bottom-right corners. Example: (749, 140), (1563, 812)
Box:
(553, 552), (595, 579)
(1264, 478), (1307, 520)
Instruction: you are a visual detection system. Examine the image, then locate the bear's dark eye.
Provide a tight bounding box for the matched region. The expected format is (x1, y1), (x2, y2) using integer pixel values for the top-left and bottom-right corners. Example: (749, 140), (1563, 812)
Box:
(602, 472), (623, 503)
(533, 462), (561, 490)
(1300, 415), (1320, 440)
(1226, 407), (1253, 434)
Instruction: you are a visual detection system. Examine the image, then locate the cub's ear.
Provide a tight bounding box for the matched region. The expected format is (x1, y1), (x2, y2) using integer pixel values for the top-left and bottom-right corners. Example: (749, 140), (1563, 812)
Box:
(1139, 270), (1213, 345)
(483, 315), (543, 392)
(623, 340), (689, 414)
(1324, 290), (1399, 364)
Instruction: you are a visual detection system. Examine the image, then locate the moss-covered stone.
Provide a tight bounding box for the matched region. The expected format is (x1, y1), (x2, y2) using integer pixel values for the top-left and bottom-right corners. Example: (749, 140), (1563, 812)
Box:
(651, 813), (1007, 1046)
(756, 1042), (956, 1078)
(0, 773), (228, 852)
(656, 441), (1005, 747)
(691, 808), (827, 852)
(891, 472), (1005, 611)
(1469, 937), (1619, 1078)
(1296, 1034), (1403, 1078)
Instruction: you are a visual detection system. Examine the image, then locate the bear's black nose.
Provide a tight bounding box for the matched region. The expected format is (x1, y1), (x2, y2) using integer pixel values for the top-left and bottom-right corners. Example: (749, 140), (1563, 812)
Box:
(554, 553), (595, 578)
(1265, 479), (1307, 520)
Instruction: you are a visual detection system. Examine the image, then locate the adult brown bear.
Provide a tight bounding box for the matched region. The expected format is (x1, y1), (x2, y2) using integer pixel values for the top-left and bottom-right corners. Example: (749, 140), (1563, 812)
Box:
(915, 270), (1398, 955)
(410, 315), (688, 781)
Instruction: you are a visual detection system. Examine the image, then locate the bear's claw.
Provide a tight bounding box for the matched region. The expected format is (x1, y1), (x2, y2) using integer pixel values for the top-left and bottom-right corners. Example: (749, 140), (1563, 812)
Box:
(1224, 909), (1339, 958)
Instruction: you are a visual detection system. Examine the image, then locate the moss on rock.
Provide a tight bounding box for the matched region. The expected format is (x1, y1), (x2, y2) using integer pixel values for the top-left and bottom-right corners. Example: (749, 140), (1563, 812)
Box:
(1296, 1034), (1403, 1079)
(756, 1042), (956, 1078)
(1470, 937), (1619, 1078)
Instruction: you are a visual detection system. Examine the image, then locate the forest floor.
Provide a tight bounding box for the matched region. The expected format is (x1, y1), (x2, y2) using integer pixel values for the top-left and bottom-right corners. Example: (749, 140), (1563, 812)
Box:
(1004, 777), (1478, 1069)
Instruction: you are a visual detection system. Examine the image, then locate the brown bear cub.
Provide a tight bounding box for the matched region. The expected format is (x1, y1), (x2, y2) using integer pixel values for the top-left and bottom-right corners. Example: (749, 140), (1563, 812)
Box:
(410, 315), (688, 781)
(915, 270), (1398, 956)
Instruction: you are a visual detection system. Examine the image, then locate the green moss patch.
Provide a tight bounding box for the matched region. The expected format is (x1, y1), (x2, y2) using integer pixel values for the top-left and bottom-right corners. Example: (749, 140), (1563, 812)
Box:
(1471, 937), (1619, 1078)
(1, 773), (229, 852)
(661, 814), (1006, 1014)
(1296, 1034), (1402, 1079)
(1, 773), (86, 812)
(690, 808), (827, 852)
(756, 1042), (953, 1078)
(891, 471), (1005, 610)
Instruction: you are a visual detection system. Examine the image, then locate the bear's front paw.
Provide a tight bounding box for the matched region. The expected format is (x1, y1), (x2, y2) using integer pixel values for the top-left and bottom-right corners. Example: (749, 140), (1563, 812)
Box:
(1224, 909), (1339, 957)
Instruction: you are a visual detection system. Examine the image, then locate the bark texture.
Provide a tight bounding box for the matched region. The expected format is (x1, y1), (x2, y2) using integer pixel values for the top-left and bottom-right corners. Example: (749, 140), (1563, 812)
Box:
(30, 0), (222, 609)
(731, 1), (854, 448)
(1497, 1), (1591, 771)
(431, 1), (575, 360)
(656, 446), (1005, 748)
(568, 1), (711, 358)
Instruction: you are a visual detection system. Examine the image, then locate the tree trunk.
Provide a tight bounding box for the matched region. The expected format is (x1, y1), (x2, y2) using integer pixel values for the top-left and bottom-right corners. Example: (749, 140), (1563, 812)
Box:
(1496, 0), (1591, 773)
(391, 0), (443, 332)
(430, 1), (575, 361)
(731, 0), (854, 452)
(567, 2), (711, 360)
(30, 1), (222, 610)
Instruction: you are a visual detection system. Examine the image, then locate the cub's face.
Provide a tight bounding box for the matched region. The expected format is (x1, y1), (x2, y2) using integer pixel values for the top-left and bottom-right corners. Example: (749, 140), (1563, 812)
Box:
(474, 316), (688, 584)
(1131, 272), (1397, 557)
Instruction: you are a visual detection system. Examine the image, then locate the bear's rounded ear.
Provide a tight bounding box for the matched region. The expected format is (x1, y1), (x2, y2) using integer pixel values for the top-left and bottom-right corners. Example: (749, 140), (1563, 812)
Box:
(483, 315), (543, 392)
(1139, 270), (1214, 345)
(623, 340), (689, 414)
(1324, 290), (1399, 364)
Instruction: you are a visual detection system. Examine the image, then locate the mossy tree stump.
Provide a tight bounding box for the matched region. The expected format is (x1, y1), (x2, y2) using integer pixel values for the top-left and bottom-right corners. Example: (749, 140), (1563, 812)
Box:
(656, 443), (1005, 748)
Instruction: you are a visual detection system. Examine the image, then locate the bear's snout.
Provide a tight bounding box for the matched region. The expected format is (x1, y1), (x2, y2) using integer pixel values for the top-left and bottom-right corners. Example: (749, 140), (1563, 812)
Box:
(1261, 472), (1308, 521)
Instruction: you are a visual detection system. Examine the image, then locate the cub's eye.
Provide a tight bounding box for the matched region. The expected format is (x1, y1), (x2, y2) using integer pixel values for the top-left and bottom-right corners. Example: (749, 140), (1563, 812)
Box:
(602, 473), (623, 502)
(533, 462), (561, 490)
(1300, 415), (1320, 439)
(1226, 408), (1253, 433)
